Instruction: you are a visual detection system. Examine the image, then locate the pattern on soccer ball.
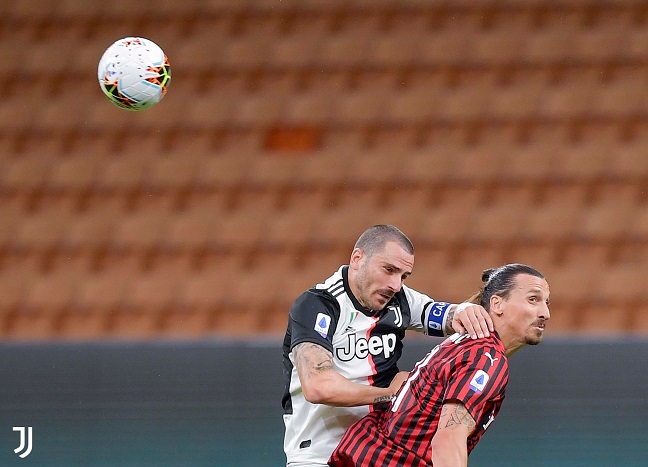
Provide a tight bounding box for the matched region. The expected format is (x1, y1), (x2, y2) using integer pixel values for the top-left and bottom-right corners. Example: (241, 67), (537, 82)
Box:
(97, 37), (171, 111)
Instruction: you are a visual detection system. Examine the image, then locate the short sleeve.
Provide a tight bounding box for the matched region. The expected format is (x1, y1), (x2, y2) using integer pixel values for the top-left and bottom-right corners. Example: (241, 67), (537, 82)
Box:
(288, 290), (339, 353)
(443, 346), (508, 423)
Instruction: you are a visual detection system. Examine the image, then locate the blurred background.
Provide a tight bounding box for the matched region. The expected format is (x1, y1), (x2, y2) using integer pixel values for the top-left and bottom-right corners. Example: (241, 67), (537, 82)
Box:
(0, 0), (647, 465)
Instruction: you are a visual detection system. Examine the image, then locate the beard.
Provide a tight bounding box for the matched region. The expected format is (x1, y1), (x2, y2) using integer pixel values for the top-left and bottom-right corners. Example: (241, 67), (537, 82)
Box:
(525, 330), (544, 346)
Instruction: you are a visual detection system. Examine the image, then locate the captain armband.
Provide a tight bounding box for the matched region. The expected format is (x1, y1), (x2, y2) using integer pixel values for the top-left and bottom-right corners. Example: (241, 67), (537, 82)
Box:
(425, 301), (451, 337)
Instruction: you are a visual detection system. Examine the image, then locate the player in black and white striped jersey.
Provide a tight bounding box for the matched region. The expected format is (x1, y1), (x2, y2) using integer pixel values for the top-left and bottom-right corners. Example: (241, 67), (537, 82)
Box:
(282, 225), (494, 466)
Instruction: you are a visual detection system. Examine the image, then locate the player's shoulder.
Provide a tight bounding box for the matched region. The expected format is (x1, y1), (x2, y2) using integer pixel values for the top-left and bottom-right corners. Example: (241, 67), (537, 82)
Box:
(447, 333), (506, 358)
(290, 269), (344, 318)
(291, 287), (339, 313)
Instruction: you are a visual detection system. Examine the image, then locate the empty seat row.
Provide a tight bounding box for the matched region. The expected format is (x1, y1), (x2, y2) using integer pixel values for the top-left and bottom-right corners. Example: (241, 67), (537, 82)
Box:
(3, 143), (648, 198)
(1, 253), (648, 340)
(5, 67), (648, 131)
(4, 3), (648, 72)
(3, 191), (648, 256)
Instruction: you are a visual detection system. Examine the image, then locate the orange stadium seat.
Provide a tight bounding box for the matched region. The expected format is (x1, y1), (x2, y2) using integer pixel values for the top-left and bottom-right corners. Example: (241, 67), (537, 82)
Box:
(316, 19), (376, 68)
(518, 185), (584, 243)
(270, 17), (330, 69)
(572, 11), (634, 61)
(2, 151), (53, 192)
(265, 203), (319, 251)
(598, 262), (648, 305)
(161, 203), (224, 252)
(297, 149), (358, 190)
(15, 206), (75, 253)
(465, 188), (533, 244)
(576, 185), (639, 242)
(609, 131), (648, 179)
(539, 70), (601, 119)
(96, 151), (156, 192)
(553, 133), (615, 181)
(593, 68), (648, 115)
(0, 202), (23, 249)
(58, 272), (126, 339)
(109, 204), (174, 254)
(576, 302), (632, 335)
(629, 302), (648, 335)
(44, 152), (103, 193)
(522, 10), (581, 62)
(194, 150), (259, 191)
(0, 269), (29, 317)
(627, 203), (648, 240)
(65, 206), (121, 252)
(11, 271), (80, 339)
(111, 268), (182, 338)
(487, 71), (548, 120)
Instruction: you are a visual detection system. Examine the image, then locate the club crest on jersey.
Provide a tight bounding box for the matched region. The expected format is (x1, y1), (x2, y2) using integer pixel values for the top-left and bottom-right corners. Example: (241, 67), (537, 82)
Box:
(387, 304), (403, 327)
(314, 313), (331, 338)
(469, 370), (489, 394)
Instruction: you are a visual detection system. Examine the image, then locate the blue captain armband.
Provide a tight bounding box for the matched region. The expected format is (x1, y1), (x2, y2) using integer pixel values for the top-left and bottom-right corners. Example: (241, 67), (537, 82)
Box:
(425, 301), (451, 337)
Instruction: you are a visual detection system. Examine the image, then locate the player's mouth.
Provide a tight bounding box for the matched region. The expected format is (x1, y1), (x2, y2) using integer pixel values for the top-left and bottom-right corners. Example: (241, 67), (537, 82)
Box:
(376, 291), (393, 304)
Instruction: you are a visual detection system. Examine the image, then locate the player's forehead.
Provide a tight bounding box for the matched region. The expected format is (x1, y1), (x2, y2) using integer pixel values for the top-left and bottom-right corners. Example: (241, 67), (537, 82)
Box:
(512, 273), (550, 297)
(370, 241), (414, 271)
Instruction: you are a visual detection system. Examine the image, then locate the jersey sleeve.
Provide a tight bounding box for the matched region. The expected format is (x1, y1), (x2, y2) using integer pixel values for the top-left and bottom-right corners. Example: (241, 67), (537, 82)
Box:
(443, 345), (508, 423)
(288, 289), (339, 354)
(402, 285), (452, 337)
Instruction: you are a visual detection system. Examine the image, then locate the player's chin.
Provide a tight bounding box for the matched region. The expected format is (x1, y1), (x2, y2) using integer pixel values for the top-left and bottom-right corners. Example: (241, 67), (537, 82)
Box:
(525, 330), (544, 346)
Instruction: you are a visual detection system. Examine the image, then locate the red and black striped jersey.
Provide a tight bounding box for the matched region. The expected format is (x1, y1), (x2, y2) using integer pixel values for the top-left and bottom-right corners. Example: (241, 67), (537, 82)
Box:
(329, 332), (508, 466)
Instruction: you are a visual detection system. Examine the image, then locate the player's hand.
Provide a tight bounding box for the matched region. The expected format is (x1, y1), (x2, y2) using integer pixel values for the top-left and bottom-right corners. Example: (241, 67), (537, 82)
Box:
(389, 371), (409, 395)
(451, 303), (494, 339)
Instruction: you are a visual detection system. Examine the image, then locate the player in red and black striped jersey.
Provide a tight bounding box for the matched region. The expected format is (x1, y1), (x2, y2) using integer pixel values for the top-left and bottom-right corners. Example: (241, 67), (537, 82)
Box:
(329, 263), (550, 467)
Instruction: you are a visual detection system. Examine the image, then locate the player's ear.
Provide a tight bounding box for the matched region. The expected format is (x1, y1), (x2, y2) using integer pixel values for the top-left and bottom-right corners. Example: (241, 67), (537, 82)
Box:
(349, 248), (364, 269)
(489, 295), (505, 317)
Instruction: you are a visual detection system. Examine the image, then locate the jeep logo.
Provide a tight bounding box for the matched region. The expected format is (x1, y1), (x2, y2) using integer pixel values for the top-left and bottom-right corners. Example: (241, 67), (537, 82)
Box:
(336, 334), (397, 362)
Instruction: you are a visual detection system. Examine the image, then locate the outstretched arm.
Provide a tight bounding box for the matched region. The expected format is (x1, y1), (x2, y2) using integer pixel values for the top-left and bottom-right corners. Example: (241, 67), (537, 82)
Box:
(431, 401), (475, 467)
(293, 342), (406, 407)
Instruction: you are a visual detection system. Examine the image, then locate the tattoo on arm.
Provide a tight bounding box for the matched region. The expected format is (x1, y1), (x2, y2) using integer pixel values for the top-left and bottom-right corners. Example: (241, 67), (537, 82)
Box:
(373, 395), (394, 404)
(444, 305), (456, 335)
(293, 343), (334, 382)
(441, 403), (476, 432)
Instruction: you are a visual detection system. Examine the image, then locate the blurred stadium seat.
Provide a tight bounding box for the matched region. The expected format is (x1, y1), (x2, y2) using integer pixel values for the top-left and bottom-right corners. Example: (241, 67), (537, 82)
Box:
(2, 0), (648, 339)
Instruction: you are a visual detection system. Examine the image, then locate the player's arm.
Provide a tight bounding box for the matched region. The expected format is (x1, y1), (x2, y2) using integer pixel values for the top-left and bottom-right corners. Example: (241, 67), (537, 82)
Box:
(446, 303), (494, 339)
(293, 342), (406, 407)
(404, 288), (492, 339)
(430, 400), (475, 467)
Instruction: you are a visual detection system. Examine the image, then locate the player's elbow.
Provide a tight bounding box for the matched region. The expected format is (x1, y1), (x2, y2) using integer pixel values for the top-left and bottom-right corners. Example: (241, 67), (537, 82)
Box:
(430, 430), (469, 465)
(302, 386), (325, 404)
(302, 377), (338, 405)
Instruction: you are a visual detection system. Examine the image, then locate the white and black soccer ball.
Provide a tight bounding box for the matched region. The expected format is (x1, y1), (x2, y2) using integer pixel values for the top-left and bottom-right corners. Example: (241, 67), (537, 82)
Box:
(97, 37), (171, 111)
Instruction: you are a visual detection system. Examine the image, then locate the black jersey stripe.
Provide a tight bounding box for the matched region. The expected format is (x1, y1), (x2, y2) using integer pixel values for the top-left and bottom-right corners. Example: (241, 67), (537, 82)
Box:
(328, 281), (345, 297)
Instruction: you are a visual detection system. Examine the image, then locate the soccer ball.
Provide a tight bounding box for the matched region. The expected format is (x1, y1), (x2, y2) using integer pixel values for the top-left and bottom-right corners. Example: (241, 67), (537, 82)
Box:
(97, 37), (171, 111)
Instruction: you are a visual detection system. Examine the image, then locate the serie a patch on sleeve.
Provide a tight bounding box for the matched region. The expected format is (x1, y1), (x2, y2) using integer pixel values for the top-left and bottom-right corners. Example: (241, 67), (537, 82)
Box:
(469, 370), (489, 394)
(314, 313), (331, 338)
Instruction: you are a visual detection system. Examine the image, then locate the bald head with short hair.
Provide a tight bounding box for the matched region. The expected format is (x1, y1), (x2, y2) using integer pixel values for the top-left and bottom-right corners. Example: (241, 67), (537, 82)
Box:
(354, 225), (414, 258)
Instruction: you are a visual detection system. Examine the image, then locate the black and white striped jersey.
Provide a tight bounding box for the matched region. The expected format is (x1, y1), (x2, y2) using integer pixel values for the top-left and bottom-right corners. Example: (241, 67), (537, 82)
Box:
(282, 266), (452, 466)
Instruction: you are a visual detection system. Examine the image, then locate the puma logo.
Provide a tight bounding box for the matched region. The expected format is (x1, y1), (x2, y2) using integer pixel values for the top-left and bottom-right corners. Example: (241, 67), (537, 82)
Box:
(485, 352), (499, 365)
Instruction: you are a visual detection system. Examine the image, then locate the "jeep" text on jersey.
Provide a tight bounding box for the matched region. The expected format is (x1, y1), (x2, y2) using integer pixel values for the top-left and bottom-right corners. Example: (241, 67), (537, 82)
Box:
(336, 333), (397, 362)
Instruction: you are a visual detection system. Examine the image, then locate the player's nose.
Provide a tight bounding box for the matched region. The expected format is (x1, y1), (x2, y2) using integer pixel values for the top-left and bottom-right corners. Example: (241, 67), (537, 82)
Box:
(387, 274), (402, 292)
